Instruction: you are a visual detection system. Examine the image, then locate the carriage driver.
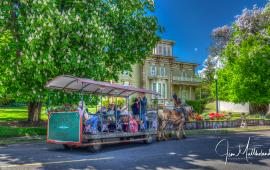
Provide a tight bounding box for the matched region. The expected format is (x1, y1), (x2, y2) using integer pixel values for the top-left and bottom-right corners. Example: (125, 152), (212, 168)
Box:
(174, 98), (187, 138)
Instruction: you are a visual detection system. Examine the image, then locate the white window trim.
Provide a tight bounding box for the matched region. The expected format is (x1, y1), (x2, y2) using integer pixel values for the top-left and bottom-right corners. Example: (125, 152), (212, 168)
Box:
(151, 65), (156, 76)
(152, 82), (157, 98)
(160, 67), (166, 76)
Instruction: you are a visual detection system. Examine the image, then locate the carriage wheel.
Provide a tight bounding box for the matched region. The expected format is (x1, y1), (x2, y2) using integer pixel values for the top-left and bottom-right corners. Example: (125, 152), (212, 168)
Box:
(88, 139), (102, 152)
(144, 135), (153, 144)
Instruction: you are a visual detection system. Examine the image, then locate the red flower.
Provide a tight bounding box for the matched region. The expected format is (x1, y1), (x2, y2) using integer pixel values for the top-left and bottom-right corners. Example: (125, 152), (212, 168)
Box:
(195, 114), (203, 121)
(208, 112), (225, 120)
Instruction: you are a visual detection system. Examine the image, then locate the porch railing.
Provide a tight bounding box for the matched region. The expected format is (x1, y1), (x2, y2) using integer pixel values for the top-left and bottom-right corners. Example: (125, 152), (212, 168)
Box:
(172, 76), (201, 83)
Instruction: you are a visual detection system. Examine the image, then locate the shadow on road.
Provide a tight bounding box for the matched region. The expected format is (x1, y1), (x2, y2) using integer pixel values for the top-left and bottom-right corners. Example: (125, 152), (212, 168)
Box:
(0, 132), (270, 170)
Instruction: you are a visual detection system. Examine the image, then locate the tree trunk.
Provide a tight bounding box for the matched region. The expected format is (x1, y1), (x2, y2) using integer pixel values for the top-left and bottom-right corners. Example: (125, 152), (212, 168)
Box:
(28, 102), (42, 122)
(249, 103), (269, 114)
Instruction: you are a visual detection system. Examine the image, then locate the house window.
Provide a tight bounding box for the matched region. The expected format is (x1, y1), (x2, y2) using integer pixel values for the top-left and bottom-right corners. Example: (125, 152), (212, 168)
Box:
(123, 70), (129, 76)
(162, 83), (167, 98)
(167, 46), (172, 56)
(152, 81), (167, 98)
(152, 82), (157, 91)
(158, 45), (162, 55)
(150, 65), (156, 76)
(153, 46), (158, 55)
(152, 82), (157, 98)
(163, 45), (167, 56)
(160, 67), (166, 76)
(158, 83), (161, 94)
(162, 83), (165, 98)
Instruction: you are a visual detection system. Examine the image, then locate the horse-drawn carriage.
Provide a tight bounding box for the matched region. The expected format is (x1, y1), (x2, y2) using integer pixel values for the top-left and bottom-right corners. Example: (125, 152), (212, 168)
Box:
(45, 75), (160, 151)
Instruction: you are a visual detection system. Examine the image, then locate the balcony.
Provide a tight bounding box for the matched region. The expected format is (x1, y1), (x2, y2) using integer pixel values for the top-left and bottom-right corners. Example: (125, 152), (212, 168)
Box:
(172, 76), (201, 84)
(148, 73), (169, 79)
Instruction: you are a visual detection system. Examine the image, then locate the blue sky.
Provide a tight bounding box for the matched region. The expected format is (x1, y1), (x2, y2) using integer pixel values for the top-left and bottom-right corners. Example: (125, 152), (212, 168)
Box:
(153, 0), (268, 70)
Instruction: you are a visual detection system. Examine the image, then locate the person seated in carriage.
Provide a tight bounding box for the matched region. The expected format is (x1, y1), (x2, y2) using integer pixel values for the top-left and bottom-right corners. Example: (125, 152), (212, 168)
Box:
(78, 101), (99, 134)
(115, 105), (121, 121)
(119, 106), (138, 133)
(107, 103), (116, 121)
(96, 106), (109, 132)
(107, 103), (117, 131)
(84, 109), (99, 134)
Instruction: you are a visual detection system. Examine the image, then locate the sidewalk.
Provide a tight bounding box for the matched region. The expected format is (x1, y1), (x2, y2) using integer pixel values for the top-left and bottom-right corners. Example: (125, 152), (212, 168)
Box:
(0, 135), (46, 146)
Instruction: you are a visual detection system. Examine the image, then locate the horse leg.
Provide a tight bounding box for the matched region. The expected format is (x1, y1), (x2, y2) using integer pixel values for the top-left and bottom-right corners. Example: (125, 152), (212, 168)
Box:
(177, 119), (185, 140)
(180, 117), (186, 139)
(176, 122), (181, 139)
(157, 130), (161, 141)
(157, 125), (163, 141)
(160, 121), (167, 140)
(157, 118), (163, 141)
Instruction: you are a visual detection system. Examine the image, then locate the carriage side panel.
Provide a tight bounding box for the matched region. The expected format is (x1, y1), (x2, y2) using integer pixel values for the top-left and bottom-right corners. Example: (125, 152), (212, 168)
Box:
(47, 112), (82, 145)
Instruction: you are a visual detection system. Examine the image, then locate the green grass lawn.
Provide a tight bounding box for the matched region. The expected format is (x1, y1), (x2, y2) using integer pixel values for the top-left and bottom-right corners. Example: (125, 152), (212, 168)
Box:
(0, 107), (48, 122)
(204, 102), (216, 112)
(0, 106), (99, 122)
(0, 126), (46, 138)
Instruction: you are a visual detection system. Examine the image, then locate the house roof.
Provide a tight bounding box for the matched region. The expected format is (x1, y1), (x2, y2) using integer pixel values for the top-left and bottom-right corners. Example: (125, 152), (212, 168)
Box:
(159, 39), (176, 45)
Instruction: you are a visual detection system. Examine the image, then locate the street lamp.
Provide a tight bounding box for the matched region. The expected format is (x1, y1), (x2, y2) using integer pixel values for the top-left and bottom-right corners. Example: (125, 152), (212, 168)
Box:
(214, 73), (219, 113)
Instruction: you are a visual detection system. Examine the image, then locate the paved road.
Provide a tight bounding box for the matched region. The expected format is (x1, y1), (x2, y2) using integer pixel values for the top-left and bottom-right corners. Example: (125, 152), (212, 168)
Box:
(1, 131), (270, 170)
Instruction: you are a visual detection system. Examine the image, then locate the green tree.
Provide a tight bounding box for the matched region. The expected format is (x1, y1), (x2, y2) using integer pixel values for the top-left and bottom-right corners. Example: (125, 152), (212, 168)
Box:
(214, 3), (270, 113)
(0, 0), (159, 122)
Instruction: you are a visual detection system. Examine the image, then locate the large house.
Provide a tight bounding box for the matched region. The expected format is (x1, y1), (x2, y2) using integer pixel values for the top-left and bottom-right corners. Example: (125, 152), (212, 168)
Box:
(118, 39), (201, 102)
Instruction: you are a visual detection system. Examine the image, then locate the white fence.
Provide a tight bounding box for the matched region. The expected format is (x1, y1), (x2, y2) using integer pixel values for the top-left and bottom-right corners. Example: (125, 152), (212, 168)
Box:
(220, 101), (270, 113)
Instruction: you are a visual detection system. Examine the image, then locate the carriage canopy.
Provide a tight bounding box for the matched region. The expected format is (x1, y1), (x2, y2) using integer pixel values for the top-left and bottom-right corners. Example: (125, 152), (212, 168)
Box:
(45, 75), (159, 97)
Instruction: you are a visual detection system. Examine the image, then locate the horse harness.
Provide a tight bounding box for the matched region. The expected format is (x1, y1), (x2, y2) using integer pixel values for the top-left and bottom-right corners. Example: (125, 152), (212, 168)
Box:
(160, 106), (186, 122)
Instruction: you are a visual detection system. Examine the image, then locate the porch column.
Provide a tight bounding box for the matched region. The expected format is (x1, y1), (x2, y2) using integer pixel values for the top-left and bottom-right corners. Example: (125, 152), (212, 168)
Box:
(189, 86), (192, 100)
(180, 86), (182, 98)
(169, 84), (173, 99)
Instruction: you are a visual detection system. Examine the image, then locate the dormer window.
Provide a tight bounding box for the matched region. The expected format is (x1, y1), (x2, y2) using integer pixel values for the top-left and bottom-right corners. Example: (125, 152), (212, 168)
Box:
(152, 40), (174, 56)
(167, 46), (172, 56)
(158, 45), (162, 55)
(163, 45), (167, 56)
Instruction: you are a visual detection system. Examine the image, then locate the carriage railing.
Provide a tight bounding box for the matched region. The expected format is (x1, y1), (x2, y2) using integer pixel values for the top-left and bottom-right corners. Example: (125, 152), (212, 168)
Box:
(83, 110), (157, 135)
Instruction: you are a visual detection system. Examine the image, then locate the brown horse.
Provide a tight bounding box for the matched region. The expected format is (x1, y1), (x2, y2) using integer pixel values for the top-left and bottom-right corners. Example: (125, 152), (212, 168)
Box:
(157, 107), (186, 140)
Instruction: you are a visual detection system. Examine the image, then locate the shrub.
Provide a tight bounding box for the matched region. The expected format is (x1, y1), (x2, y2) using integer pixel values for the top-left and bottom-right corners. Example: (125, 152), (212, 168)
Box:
(194, 114), (203, 121)
(186, 100), (207, 113)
